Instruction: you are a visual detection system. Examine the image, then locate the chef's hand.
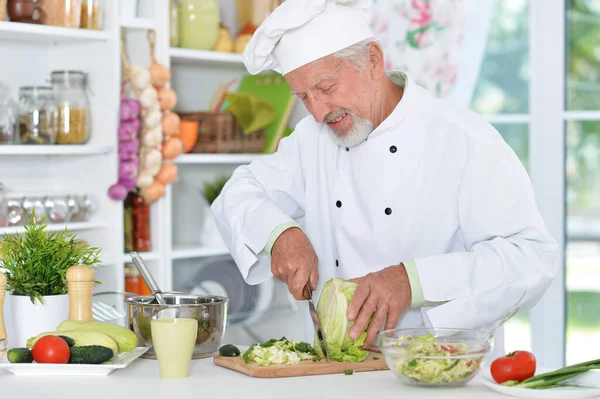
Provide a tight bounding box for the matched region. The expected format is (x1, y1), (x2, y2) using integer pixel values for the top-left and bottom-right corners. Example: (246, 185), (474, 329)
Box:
(271, 227), (319, 300)
(346, 264), (412, 346)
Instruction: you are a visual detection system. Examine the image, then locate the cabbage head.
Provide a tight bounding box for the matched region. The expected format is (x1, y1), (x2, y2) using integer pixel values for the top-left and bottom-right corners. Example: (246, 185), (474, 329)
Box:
(314, 278), (370, 362)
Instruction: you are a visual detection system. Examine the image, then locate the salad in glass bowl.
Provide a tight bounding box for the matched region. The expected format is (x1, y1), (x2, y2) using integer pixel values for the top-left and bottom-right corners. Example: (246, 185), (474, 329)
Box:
(377, 328), (493, 387)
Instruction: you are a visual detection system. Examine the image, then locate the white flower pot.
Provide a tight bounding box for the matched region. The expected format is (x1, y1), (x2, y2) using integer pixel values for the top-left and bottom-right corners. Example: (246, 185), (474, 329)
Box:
(201, 212), (226, 249)
(9, 294), (69, 348)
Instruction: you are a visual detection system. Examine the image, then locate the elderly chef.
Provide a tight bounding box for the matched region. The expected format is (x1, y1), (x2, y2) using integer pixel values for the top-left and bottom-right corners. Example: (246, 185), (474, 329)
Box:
(211, 0), (559, 353)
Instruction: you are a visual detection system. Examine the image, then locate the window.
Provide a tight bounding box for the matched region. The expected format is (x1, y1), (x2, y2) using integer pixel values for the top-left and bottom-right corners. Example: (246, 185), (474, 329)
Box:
(470, 0), (600, 367)
(469, 0), (532, 354)
(565, 0), (600, 366)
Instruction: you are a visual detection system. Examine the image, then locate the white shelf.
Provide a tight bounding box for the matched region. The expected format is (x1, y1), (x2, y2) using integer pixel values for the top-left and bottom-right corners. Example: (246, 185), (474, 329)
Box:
(0, 145), (113, 156)
(0, 221), (108, 236)
(172, 245), (229, 260)
(122, 251), (161, 263)
(119, 18), (156, 30)
(169, 47), (245, 66)
(0, 21), (112, 44)
(174, 153), (264, 164)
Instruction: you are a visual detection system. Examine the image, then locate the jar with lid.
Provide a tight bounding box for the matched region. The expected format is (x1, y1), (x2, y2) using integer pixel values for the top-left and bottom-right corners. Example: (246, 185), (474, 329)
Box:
(17, 86), (57, 145)
(81, 0), (103, 30)
(131, 192), (151, 252)
(178, 0), (220, 50)
(50, 70), (91, 145)
(0, 82), (16, 145)
(39, 0), (82, 28)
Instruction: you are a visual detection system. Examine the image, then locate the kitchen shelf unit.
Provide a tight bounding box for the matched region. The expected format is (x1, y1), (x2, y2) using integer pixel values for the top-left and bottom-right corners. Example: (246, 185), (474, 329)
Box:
(0, 0), (306, 302)
(0, 1), (167, 300)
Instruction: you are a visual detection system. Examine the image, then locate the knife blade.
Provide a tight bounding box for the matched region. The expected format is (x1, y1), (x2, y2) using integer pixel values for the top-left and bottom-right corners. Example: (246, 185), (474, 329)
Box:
(304, 285), (330, 363)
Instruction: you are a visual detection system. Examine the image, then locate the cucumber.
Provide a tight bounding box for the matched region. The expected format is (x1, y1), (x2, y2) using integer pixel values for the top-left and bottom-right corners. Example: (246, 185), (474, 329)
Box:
(69, 345), (115, 364)
(219, 344), (240, 357)
(57, 320), (138, 353)
(7, 348), (33, 363)
(58, 335), (75, 347)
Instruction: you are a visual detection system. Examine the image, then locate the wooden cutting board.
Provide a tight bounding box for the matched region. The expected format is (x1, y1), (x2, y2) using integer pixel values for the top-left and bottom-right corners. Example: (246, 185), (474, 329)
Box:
(213, 348), (388, 378)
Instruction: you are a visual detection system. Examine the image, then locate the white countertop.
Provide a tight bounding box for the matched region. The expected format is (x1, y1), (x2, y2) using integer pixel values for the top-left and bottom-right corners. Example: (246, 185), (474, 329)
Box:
(0, 353), (512, 399)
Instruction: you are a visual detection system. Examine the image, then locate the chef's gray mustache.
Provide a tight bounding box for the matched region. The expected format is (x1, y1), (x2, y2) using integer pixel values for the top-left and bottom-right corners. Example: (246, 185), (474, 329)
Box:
(324, 109), (352, 123)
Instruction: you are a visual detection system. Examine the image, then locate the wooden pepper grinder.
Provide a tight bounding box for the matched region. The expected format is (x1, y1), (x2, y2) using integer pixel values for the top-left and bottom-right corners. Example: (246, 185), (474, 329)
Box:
(0, 271), (7, 355)
(66, 265), (95, 322)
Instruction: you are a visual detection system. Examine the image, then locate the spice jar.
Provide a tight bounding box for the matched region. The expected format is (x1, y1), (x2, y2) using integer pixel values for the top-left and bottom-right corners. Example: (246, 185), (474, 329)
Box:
(124, 263), (140, 294)
(80, 0), (102, 30)
(40, 0), (81, 28)
(17, 86), (57, 145)
(123, 193), (133, 252)
(0, 82), (16, 145)
(131, 192), (151, 252)
(50, 70), (91, 145)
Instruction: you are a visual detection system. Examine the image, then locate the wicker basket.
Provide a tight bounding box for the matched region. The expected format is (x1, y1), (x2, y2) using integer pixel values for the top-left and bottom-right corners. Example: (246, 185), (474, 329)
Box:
(178, 111), (265, 154)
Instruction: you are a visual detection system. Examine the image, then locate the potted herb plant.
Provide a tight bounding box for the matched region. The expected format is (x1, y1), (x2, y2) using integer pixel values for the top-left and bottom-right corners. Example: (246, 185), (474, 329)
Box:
(0, 214), (102, 347)
(200, 175), (230, 248)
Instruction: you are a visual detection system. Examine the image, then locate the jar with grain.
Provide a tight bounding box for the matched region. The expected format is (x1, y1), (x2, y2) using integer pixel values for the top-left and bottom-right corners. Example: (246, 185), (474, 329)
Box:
(50, 70), (91, 145)
(80, 0), (103, 30)
(40, 0), (81, 28)
(17, 86), (57, 145)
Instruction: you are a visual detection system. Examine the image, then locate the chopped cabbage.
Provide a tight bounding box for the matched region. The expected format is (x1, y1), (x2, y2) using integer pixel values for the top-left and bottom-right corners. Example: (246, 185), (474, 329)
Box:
(393, 334), (482, 383)
(314, 278), (370, 363)
(242, 337), (318, 366)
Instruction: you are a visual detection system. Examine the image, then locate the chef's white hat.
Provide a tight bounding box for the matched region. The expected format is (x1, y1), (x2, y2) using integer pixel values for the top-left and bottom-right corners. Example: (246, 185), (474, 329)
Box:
(242, 0), (375, 75)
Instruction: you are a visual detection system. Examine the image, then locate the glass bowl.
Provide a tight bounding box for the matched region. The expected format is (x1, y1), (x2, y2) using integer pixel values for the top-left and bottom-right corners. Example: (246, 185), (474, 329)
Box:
(377, 327), (493, 387)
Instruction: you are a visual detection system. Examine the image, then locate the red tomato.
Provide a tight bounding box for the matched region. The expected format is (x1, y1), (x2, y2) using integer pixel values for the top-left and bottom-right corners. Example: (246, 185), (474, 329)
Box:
(490, 350), (537, 384)
(32, 336), (71, 364)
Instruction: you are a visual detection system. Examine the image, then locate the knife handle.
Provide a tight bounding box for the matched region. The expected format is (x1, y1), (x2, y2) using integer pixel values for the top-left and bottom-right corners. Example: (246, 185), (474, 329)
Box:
(302, 285), (311, 301)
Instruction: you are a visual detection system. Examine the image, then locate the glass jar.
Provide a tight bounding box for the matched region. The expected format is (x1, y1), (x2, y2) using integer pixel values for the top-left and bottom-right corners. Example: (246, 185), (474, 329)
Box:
(170, 0), (179, 47)
(0, 82), (16, 145)
(0, 183), (7, 228)
(178, 0), (220, 50)
(17, 86), (57, 145)
(80, 0), (102, 30)
(51, 70), (91, 145)
(124, 263), (140, 295)
(124, 193), (133, 252)
(131, 192), (151, 252)
(40, 0), (82, 28)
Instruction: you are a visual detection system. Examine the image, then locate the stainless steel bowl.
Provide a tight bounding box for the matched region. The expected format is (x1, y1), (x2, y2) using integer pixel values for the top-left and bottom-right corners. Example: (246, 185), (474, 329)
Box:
(124, 292), (229, 359)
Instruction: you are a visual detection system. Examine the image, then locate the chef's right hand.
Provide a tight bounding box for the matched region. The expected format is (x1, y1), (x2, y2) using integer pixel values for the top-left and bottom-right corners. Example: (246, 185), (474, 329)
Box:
(271, 227), (319, 301)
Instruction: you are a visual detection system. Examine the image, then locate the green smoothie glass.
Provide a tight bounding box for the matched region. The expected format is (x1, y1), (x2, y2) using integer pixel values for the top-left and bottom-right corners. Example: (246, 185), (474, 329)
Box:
(151, 318), (198, 378)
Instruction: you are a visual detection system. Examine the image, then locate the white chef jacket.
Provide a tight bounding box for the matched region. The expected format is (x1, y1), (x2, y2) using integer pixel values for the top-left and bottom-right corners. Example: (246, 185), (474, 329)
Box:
(211, 72), (558, 357)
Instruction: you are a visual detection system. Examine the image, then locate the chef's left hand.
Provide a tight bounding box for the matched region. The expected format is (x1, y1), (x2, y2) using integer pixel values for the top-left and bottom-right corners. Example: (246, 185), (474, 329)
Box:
(346, 264), (412, 345)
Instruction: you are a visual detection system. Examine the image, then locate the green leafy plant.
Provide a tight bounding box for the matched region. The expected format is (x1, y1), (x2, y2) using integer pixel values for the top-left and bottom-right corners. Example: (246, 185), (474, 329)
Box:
(201, 175), (231, 205)
(0, 214), (102, 304)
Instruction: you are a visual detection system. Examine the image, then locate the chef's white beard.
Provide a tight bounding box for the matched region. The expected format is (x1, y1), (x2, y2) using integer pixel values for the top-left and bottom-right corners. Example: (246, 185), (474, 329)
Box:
(325, 110), (374, 148)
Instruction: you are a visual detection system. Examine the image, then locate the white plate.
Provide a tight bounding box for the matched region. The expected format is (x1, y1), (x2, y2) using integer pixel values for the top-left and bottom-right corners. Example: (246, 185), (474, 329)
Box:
(478, 368), (600, 399)
(0, 347), (148, 376)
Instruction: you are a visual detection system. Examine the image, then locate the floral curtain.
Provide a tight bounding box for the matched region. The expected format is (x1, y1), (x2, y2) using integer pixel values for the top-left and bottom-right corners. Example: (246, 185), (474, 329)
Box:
(370, 0), (492, 104)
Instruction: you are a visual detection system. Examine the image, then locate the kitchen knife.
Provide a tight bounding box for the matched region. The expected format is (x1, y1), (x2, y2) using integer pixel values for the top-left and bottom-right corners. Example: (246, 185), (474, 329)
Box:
(304, 285), (330, 363)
